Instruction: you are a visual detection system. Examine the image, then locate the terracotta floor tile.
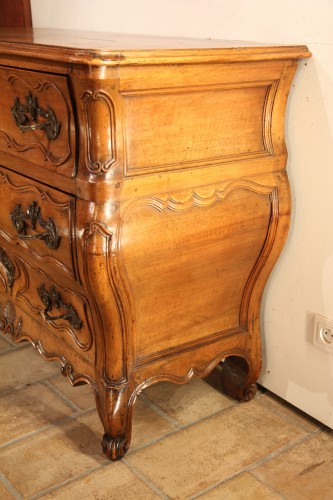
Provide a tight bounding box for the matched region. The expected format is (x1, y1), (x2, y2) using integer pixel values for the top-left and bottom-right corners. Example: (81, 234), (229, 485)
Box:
(0, 412), (105, 497)
(0, 335), (28, 348)
(253, 430), (333, 499)
(127, 400), (309, 499)
(199, 472), (282, 499)
(0, 397), (175, 497)
(0, 347), (60, 392)
(131, 396), (177, 450)
(40, 461), (159, 499)
(257, 392), (321, 432)
(74, 398), (177, 452)
(48, 374), (95, 410)
(0, 481), (15, 500)
(0, 382), (74, 445)
(144, 378), (234, 425)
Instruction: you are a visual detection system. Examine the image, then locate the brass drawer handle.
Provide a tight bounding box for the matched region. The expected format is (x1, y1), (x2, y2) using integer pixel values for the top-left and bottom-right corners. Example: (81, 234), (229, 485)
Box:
(0, 246), (15, 288)
(38, 284), (82, 330)
(10, 201), (60, 250)
(11, 91), (60, 141)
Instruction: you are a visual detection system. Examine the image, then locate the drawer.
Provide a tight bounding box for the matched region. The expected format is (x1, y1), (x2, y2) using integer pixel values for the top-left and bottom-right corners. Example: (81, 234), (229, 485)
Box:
(0, 247), (94, 361)
(0, 167), (77, 280)
(0, 289), (95, 369)
(0, 66), (76, 177)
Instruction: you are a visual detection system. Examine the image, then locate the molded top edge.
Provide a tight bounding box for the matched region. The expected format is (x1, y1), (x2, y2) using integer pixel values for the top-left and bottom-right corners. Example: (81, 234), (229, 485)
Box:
(0, 28), (311, 66)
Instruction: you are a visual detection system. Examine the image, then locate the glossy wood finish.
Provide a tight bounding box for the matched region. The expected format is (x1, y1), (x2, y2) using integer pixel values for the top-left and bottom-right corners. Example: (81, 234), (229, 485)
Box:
(0, 29), (310, 460)
(0, 66), (75, 176)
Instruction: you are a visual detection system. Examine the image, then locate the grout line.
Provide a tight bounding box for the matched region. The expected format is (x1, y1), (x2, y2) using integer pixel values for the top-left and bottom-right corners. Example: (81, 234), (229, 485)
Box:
(139, 393), (184, 428)
(42, 379), (84, 413)
(0, 374), (62, 397)
(249, 470), (287, 499)
(27, 464), (105, 500)
(141, 392), (239, 432)
(190, 428), (323, 499)
(0, 407), (96, 450)
(124, 403), (244, 458)
(0, 472), (24, 500)
(256, 394), (323, 433)
(0, 341), (31, 356)
(123, 458), (171, 500)
(125, 429), (185, 458)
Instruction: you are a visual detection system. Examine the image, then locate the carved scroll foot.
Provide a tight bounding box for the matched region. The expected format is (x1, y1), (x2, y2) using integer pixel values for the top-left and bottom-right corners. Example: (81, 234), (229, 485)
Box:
(220, 355), (258, 403)
(95, 383), (135, 461)
(102, 434), (130, 461)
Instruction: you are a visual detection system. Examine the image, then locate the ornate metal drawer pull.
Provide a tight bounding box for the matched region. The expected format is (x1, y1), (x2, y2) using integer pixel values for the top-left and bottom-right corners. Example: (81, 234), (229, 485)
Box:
(10, 201), (60, 250)
(0, 247), (15, 288)
(11, 91), (60, 141)
(38, 284), (82, 330)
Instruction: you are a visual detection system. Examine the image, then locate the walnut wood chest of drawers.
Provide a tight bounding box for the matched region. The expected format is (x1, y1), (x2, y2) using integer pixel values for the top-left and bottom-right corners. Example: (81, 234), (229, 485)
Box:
(0, 29), (310, 460)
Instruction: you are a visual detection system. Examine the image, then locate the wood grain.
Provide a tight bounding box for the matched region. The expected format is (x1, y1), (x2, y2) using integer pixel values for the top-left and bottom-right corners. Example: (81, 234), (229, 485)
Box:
(0, 29), (310, 460)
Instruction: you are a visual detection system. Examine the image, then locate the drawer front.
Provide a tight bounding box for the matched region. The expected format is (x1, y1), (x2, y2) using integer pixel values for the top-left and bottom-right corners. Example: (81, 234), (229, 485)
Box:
(0, 66), (75, 177)
(0, 167), (77, 280)
(0, 289), (95, 370)
(0, 249), (94, 362)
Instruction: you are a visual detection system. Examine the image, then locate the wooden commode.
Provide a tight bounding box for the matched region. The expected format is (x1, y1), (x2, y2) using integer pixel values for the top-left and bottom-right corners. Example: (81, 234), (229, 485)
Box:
(0, 29), (310, 460)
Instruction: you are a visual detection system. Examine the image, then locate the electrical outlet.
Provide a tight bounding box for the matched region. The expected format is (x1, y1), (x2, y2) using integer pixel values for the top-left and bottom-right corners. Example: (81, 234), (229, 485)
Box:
(313, 314), (333, 353)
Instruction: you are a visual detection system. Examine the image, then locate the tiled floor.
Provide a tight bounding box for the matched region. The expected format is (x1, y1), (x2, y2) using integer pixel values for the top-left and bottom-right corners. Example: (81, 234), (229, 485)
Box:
(1, 335), (332, 499)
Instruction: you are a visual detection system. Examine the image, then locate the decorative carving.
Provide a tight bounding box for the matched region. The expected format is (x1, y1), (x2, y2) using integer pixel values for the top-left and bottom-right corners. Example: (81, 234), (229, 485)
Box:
(0, 300), (22, 339)
(122, 178), (278, 366)
(31, 339), (97, 389)
(0, 170), (75, 278)
(0, 298), (96, 388)
(82, 221), (129, 385)
(102, 435), (130, 461)
(82, 90), (116, 174)
(11, 91), (60, 141)
(37, 284), (82, 330)
(10, 201), (60, 250)
(0, 71), (71, 166)
(0, 246), (15, 288)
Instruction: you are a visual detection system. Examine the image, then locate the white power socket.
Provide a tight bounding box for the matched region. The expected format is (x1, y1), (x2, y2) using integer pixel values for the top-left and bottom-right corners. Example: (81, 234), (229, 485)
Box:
(313, 314), (333, 353)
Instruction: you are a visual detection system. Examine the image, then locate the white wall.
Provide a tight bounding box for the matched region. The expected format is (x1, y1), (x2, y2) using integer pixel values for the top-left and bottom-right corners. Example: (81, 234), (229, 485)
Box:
(31, 0), (333, 426)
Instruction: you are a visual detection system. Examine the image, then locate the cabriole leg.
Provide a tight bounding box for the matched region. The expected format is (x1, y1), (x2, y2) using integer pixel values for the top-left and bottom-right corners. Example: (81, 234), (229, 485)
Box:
(220, 355), (258, 402)
(94, 383), (135, 460)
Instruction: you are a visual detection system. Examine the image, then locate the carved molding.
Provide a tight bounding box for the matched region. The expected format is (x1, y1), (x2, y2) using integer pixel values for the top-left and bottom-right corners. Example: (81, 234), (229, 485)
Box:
(0, 300), (22, 339)
(135, 346), (248, 394)
(7, 253), (92, 351)
(0, 72), (71, 166)
(0, 296), (96, 388)
(121, 178), (278, 366)
(0, 170), (76, 279)
(122, 80), (277, 176)
(82, 222), (128, 387)
(122, 178), (276, 215)
(82, 90), (116, 174)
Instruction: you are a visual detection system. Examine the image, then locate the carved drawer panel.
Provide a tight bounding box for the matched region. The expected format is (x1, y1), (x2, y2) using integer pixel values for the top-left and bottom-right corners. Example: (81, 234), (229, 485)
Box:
(0, 167), (77, 279)
(0, 290), (95, 381)
(0, 247), (94, 362)
(0, 66), (75, 177)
